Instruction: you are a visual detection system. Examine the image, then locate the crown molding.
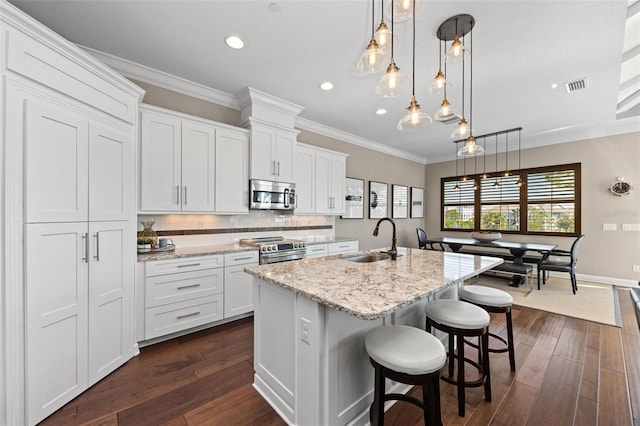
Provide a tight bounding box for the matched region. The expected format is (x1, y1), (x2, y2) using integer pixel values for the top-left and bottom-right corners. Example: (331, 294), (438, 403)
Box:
(79, 45), (238, 109)
(77, 45), (428, 164)
(236, 87), (304, 118)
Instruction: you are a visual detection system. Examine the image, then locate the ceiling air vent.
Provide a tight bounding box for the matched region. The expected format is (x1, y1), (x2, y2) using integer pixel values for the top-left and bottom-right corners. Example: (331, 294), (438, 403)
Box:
(564, 78), (588, 93)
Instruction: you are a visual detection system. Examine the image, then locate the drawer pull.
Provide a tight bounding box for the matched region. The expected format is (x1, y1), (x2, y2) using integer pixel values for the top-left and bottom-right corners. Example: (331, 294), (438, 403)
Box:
(177, 283), (201, 290)
(177, 311), (201, 320)
(177, 263), (201, 268)
(233, 256), (254, 261)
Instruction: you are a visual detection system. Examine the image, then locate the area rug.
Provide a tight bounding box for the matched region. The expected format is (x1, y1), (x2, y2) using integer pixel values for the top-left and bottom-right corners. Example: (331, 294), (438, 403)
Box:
(467, 276), (620, 326)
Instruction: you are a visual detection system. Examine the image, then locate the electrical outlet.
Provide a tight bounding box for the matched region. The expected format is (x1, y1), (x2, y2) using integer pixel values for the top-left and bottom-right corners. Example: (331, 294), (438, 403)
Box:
(623, 224), (640, 231)
(300, 317), (311, 345)
(602, 223), (617, 231)
(634, 265), (640, 273)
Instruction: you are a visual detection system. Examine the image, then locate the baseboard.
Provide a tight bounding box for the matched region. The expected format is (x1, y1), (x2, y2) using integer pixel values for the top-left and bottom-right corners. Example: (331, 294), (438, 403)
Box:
(572, 273), (638, 288)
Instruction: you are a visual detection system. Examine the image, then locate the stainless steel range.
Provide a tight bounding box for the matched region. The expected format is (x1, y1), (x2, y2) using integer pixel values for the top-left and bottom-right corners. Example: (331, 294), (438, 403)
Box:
(239, 237), (307, 264)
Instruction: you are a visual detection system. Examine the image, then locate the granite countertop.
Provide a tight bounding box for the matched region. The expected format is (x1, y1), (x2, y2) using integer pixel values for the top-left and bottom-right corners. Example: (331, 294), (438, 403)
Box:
(244, 247), (503, 320)
(137, 243), (257, 262)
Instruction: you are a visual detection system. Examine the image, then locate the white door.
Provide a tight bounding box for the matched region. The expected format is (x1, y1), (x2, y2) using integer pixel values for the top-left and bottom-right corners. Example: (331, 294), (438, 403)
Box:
(88, 221), (133, 384)
(181, 120), (215, 212)
(215, 128), (249, 213)
(250, 123), (276, 180)
(315, 151), (332, 214)
(25, 99), (89, 223)
(274, 129), (295, 182)
(26, 223), (89, 425)
(140, 111), (181, 211)
(89, 124), (132, 221)
(330, 155), (346, 214)
(294, 145), (315, 213)
(224, 264), (255, 317)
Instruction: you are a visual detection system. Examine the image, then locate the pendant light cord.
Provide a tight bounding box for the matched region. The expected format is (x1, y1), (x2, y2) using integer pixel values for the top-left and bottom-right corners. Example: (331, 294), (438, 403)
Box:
(469, 30), (473, 133)
(411, 0), (416, 96)
(371, 0), (375, 38)
(390, 0), (394, 59)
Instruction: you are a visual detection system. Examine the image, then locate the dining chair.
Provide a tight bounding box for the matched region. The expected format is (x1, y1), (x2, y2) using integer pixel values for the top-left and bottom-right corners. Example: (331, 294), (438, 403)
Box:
(416, 228), (444, 251)
(537, 234), (585, 294)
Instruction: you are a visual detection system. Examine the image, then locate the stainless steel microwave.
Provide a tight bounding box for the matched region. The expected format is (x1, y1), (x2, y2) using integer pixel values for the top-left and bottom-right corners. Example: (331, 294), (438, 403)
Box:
(249, 180), (296, 211)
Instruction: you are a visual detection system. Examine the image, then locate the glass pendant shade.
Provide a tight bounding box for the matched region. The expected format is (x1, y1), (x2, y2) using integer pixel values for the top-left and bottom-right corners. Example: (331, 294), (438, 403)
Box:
(398, 96), (432, 130)
(445, 35), (470, 63)
(375, 61), (410, 97)
(450, 117), (471, 139)
(427, 69), (450, 94)
(434, 97), (456, 121)
(392, 0), (422, 22)
(374, 21), (398, 51)
(458, 135), (485, 157)
(356, 39), (388, 73)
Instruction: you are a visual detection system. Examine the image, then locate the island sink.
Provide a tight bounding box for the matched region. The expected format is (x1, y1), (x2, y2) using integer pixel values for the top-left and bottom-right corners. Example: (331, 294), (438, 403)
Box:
(344, 252), (392, 263)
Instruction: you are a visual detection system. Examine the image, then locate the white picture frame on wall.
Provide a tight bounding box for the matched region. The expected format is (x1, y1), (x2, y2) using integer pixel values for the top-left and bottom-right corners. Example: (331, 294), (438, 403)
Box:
(411, 187), (424, 218)
(342, 177), (364, 219)
(369, 181), (388, 219)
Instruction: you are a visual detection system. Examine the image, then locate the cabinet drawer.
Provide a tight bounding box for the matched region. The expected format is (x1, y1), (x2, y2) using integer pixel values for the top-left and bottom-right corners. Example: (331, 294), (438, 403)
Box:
(306, 244), (328, 258)
(145, 268), (223, 308)
(224, 251), (259, 266)
(145, 255), (223, 277)
(144, 294), (223, 340)
(328, 241), (358, 254)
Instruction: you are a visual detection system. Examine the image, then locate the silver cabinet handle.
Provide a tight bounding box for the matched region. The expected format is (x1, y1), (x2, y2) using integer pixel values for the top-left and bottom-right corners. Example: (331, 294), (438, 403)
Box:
(271, 160), (275, 176)
(184, 186), (187, 205)
(177, 311), (200, 320)
(176, 185), (180, 205)
(177, 263), (201, 268)
(177, 283), (201, 290)
(244, 190), (248, 207)
(233, 256), (254, 261)
(93, 232), (100, 261)
(82, 233), (89, 262)
(277, 161), (280, 176)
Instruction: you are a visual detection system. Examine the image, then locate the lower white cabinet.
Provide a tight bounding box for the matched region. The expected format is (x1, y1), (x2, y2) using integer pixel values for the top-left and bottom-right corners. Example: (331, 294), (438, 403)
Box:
(328, 241), (359, 255)
(224, 251), (259, 317)
(306, 244), (329, 258)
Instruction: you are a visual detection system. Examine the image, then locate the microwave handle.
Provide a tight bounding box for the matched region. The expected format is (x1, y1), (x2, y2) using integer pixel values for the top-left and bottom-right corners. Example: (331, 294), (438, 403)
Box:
(284, 188), (290, 208)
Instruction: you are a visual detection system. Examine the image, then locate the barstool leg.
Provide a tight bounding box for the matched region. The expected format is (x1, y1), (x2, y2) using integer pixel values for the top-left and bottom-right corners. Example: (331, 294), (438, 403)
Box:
(456, 333), (466, 417)
(482, 332), (492, 402)
(423, 377), (442, 426)
(370, 365), (385, 426)
(448, 333), (455, 378)
(506, 310), (516, 371)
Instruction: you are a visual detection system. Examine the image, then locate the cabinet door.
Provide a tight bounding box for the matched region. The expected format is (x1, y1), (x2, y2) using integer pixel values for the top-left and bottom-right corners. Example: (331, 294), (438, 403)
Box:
(89, 124), (132, 221)
(224, 263), (256, 317)
(250, 123), (276, 180)
(181, 120), (215, 212)
(330, 155), (346, 214)
(274, 129), (295, 182)
(88, 221), (133, 385)
(25, 99), (89, 223)
(215, 128), (249, 213)
(294, 145), (315, 213)
(315, 150), (332, 214)
(140, 112), (181, 211)
(26, 223), (89, 425)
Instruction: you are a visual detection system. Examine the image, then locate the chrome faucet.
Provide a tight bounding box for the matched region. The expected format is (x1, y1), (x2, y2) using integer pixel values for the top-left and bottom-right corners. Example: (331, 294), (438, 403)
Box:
(373, 217), (397, 260)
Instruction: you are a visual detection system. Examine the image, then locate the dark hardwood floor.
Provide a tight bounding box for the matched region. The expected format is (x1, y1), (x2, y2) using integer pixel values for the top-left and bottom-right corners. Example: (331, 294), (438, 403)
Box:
(41, 287), (639, 425)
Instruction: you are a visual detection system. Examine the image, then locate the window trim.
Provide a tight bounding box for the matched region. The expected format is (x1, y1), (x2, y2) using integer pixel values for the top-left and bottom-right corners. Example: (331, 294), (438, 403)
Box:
(441, 162), (581, 236)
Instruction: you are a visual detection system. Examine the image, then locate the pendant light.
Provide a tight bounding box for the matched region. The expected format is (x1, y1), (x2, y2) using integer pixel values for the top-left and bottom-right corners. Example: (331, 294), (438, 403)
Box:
(457, 28), (484, 157)
(444, 17), (471, 63)
(374, 0), (397, 51)
(375, 0), (409, 97)
(357, 0), (388, 73)
(397, 0), (431, 130)
(392, 0), (421, 23)
(428, 40), (450, 94)
(434, 59), (456, 121)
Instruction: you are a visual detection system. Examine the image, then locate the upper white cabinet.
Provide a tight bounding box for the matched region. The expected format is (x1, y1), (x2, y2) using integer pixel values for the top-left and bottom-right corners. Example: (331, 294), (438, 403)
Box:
(139, 105), (249, 214)
(140, 108), (215, 212)
(248, 119), (298, 182)
(215, 128), (249, 214)
(294, 143), (348, 215)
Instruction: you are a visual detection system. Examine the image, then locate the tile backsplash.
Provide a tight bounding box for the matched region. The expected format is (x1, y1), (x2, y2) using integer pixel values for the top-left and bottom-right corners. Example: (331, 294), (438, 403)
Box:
(137, 212), (335, 247)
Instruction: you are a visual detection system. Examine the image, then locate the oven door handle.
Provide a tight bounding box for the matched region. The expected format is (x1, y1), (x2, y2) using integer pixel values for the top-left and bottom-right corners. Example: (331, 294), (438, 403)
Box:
(261, 250), (306, 264)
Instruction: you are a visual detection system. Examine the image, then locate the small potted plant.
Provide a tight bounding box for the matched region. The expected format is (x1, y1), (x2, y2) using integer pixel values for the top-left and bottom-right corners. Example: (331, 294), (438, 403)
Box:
(137, 237), (153, 253)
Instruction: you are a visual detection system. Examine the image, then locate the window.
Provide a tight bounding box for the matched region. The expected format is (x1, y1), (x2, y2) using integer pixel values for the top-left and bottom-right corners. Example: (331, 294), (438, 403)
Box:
(441, 163), (580, 236)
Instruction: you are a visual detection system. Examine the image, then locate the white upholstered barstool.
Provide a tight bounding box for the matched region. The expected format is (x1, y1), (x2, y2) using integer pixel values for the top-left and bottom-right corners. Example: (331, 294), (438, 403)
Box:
(364, 325), (447, 426)
(458, 284), (516, 371)
(424, 299), (491, 417)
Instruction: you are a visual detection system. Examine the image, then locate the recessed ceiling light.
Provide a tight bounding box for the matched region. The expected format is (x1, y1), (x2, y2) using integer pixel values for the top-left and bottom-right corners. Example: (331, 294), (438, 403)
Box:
(225, 35), (244, 49)
(376, 109), (387, 115)
(551, 83), (558, 89)
(320, 82), (334, 91)
(268, 2), (282, 13)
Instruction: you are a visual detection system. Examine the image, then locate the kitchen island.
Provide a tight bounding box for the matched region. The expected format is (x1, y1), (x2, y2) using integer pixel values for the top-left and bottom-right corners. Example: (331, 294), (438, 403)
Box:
(245, 247), (502, 425)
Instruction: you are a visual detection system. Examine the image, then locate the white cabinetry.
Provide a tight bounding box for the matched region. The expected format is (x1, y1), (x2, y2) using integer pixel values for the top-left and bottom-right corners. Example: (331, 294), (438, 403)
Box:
(306, 244), (329, 258)
(294, 143), (348, 215)
(328, 241), (359, 255)
(215, 128), (249, 214)
(140, 107), (215, 212)
(249, 119), (298, 182)
(224, 251), (259, 317)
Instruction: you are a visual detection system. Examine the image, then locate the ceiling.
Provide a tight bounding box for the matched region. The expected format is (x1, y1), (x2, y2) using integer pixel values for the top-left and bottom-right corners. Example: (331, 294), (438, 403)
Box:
(8, 0), (639, 164)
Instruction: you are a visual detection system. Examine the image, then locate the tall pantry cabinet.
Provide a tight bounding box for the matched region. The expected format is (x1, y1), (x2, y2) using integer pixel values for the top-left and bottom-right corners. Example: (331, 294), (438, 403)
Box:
(1, 3), (145, 425)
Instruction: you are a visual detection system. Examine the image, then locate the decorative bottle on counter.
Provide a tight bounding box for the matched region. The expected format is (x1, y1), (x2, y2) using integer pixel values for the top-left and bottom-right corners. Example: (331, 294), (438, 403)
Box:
(140, 220), (158, 247)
